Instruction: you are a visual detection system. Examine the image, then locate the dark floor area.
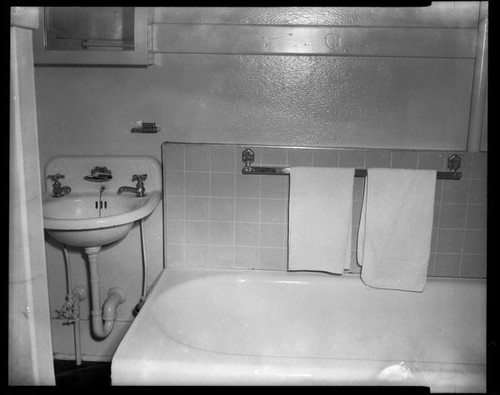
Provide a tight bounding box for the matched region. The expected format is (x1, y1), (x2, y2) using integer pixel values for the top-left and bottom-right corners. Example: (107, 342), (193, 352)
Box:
(54, 359), (111, 386)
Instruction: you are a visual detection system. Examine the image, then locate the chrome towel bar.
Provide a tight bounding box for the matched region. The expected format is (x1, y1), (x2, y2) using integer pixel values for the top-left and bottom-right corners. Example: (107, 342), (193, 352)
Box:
(241, 149), (462, 180)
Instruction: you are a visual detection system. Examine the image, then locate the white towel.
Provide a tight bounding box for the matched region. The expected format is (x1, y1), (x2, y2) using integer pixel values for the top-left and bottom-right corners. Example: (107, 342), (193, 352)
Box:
(288, 167), (355, 274)
(357, 168), (436, 292)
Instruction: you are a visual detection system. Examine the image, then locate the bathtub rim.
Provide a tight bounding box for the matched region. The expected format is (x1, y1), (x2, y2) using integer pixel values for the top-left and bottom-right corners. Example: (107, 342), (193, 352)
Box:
(146, 266), (486, 296)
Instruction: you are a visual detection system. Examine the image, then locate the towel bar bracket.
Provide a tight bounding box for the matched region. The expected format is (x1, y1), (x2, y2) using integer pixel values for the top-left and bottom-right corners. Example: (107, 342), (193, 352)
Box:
(241, 149), (462, 180)
(447, 154), (461, 172)
(242, 148), (255, 173)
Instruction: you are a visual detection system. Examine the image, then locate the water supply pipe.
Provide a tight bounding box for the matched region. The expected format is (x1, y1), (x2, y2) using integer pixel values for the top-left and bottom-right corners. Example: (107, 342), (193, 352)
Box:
(133, 219), (148, 316)
(62, 244), (86, 366)
(72, 292), (82, 365)
(85, 246), (126, 339)
(140, 219), (148, 300)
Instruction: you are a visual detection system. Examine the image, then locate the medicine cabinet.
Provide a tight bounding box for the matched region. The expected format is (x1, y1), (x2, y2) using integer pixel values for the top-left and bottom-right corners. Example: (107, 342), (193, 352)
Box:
(33, 7), (152, 66)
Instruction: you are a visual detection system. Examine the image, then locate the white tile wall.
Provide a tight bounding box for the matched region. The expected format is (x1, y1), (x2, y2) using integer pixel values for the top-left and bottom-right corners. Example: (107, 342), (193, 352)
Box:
(163, 143), (487, 278)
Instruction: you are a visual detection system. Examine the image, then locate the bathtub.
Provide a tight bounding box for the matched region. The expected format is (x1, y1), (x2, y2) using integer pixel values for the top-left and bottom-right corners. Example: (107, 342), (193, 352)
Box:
(111, 268), (486, 391)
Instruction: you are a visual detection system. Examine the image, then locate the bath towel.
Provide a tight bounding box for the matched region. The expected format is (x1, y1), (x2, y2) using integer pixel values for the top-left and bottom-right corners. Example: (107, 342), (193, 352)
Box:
(288, 167), (355, 274)
(357, 168), (436, 292)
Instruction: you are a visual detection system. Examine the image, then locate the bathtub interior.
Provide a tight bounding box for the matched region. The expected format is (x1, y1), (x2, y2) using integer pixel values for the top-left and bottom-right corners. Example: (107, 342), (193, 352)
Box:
(149, 271), (485, 365)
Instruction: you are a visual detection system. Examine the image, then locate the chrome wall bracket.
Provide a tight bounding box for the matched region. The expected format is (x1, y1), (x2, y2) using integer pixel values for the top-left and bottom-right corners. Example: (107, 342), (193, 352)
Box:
(242, 149), (255, 173)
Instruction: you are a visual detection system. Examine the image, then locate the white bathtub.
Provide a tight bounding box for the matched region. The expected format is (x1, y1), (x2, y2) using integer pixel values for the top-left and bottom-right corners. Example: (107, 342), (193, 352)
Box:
(111, 268), (486, 391)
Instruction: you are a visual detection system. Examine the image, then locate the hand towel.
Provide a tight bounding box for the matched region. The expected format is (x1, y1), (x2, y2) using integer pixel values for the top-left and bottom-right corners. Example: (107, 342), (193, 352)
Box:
(288, 167), (355, 274)
(357, 168), (436, 292)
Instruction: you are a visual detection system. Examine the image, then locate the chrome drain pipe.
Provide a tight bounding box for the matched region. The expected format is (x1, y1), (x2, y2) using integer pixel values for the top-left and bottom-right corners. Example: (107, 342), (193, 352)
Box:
(85, 246), (126, 339)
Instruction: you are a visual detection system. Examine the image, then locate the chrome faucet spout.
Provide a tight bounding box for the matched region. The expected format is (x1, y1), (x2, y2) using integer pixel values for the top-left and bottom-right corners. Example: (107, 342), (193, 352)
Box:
(117, 174), (147, 197)
(117, 186), (138, 195)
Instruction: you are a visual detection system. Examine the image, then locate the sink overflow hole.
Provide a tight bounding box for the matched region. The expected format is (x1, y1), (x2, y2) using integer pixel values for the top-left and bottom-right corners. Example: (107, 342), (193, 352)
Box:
(95, 201), (108, 209)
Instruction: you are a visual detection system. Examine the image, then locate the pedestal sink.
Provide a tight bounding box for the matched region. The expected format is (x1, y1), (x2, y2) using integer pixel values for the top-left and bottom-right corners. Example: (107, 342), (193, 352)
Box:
(42, 155), (162, 339)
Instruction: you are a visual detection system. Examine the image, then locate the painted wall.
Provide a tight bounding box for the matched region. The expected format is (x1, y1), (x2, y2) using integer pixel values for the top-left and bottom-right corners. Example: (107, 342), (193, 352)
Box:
(34, 54), (474, 162)
(33, 5), (486, 361)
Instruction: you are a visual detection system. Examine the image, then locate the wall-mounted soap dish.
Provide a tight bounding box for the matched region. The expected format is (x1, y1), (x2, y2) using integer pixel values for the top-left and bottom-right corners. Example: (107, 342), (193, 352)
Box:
(83, 166), (113, 182)
(131, 121), (160, 134)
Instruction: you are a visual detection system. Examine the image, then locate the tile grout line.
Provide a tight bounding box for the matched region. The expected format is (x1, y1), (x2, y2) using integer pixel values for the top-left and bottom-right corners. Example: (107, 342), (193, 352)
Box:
(459, 157), (474, 276)
(208, 147), (212, 267)
(436, 156), (447, 275)
(165, 194), (485, 207)
(431, 179), (443, 276)
(182, 146), (186, 266)
(256, 148), (262, 270)
(281, 149), (291, 268)
(167, 241), (486, 259)
(421, 152), (438, 275)
(232, 149), (237, 268)
(283, 149), (290, 269)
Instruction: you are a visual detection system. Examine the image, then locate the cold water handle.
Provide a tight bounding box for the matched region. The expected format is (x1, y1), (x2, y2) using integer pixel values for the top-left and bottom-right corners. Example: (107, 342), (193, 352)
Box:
(132, 174), (147, 197)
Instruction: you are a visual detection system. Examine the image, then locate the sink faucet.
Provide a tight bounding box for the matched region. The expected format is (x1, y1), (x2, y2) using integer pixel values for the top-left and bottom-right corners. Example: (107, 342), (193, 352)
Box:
(47, 173), (71, 198)
(117, 174), (147, 197)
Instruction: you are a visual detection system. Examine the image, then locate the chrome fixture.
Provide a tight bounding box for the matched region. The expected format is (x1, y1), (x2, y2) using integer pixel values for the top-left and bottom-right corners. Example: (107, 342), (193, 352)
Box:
(117, 174), (148, 197)
(47, 173), (72, 197)
(84, 166), (112, 182)
(241, 149), (462, 180)
(242, 148), (255, 174)
(97, 186), (106, 217)
(131, 121), (160, 134)
(447, 154), (461, 174)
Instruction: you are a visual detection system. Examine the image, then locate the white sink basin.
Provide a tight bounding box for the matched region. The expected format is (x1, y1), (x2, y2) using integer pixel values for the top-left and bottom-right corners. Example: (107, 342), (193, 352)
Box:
(43, 190), (161, 248)
(42, 155), (162, 248)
